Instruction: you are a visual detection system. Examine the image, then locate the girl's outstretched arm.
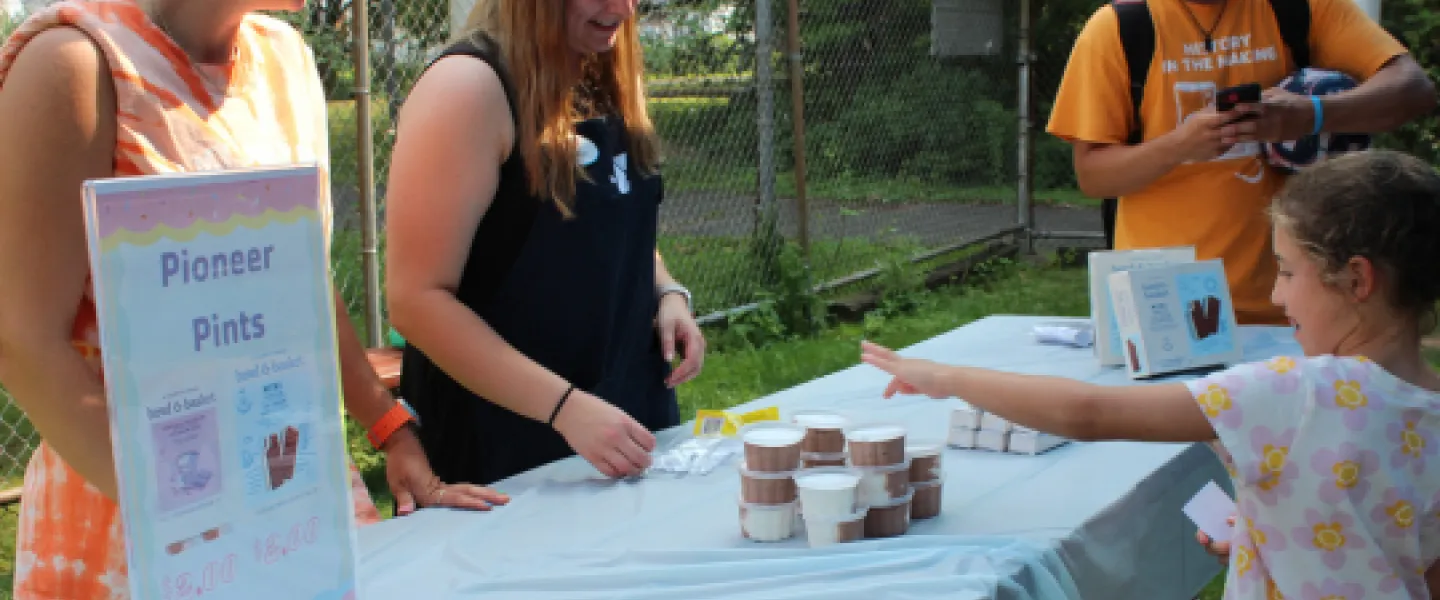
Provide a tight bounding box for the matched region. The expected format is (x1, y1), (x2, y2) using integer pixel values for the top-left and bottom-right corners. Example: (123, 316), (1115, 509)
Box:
(860, 341), (1216, 443)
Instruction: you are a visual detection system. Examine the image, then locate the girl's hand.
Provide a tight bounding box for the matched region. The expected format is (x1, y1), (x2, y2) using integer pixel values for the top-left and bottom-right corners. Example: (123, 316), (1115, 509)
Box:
(1195, 515), (1236, 564)
(860, 341), (953, 399)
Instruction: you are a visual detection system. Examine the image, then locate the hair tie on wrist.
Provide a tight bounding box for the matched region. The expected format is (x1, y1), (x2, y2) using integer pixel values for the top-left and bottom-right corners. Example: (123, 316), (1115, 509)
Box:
(548, 385), (576, 426)
(1310, 95), (1324, 136)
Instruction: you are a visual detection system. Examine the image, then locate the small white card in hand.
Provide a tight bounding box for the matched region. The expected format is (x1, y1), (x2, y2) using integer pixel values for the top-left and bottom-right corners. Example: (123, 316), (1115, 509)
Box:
(1183, 481), (1236, 543)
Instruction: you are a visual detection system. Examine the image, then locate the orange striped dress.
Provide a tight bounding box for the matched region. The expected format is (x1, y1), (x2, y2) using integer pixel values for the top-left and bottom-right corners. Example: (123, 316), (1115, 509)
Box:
(0, 1), (381, 598)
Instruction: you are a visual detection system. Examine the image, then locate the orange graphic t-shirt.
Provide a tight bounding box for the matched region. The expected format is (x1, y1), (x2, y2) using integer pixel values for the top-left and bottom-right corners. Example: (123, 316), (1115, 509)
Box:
(1047, 0), (1406, 324)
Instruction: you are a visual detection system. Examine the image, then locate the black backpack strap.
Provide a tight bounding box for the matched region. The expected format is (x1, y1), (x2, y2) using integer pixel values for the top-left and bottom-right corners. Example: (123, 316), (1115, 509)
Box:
(1104, 0), (1153, 250)
(1267, 0), (1312, 70)
(1113, 0), (1155, 145)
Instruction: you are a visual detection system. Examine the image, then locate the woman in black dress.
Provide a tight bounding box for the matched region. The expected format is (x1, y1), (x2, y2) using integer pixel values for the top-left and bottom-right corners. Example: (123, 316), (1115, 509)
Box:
(383, 0), (707, 490)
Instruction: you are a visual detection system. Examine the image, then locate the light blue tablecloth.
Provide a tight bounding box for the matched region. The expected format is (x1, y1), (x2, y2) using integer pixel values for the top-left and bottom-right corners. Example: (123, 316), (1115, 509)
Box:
(356, 315), (1301, 599)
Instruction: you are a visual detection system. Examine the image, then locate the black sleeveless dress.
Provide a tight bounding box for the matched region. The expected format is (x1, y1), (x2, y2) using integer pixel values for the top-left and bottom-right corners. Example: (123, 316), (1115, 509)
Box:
(397, 36), (679, 486)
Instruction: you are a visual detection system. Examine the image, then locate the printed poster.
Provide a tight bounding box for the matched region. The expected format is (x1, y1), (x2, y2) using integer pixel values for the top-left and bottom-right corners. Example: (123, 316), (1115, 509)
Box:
(82, 166), (359, 600)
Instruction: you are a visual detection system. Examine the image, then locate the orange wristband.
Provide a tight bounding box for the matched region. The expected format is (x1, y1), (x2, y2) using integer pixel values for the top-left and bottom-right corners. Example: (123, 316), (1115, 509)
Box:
(367, 401), (416, 450)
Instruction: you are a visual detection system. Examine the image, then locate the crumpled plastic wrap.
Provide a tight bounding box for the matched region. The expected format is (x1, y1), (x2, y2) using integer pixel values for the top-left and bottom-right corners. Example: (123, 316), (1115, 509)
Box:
(649, 435), (742, 476)
(1031, 321), (1094, 348)
(648, 406), (778, 476)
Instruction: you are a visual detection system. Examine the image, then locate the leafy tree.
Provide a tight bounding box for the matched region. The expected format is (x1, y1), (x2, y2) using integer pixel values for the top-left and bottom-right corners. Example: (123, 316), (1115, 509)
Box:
(1379, 0), (1440, 162)
(273, 0), (450, 100)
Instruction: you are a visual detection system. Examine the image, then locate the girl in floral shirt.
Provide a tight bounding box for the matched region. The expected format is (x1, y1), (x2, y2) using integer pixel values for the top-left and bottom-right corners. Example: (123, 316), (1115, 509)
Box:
(862, 149), (1440, 599)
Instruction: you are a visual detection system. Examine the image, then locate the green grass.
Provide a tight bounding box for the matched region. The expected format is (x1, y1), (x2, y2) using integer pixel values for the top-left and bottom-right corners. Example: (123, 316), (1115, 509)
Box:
(658, 235), (927, 316)
(672, 260), (1088, 416)
(1199, 572), (1226, 600)
(0, 502), (12, 599)
(659, 156), (1093, 207)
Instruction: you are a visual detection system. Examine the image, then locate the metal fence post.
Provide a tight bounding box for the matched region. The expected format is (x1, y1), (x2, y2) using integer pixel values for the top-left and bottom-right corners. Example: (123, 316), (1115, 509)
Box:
(785, 0), (810, 262)
(353, 0), (383, 347)
(1015, 0), (1035, 254)
(754, 0), (779, 235)
(380, 0), (400, 126)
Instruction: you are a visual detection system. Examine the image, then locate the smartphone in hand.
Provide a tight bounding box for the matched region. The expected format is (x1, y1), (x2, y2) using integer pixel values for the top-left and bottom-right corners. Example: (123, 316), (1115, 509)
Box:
(1216, 82), (1261, 121)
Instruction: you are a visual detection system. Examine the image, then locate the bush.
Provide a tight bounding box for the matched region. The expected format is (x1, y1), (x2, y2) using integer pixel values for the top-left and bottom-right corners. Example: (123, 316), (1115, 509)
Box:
(650, 96), (757, 166)
(1378, 0), (1440, 163)
(805, 63), (1015, 187)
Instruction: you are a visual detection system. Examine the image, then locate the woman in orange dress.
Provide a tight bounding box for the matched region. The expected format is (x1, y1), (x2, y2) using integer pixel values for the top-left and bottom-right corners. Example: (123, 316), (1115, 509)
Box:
(0, 1), (507, 597)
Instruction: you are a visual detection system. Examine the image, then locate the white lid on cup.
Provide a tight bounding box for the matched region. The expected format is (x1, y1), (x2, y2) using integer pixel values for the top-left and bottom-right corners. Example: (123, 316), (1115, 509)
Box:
(845, 423), (907, 442)
(740, 422), (806, 447)
(792, 410), (849, 430)
(793, 466), (862, 491)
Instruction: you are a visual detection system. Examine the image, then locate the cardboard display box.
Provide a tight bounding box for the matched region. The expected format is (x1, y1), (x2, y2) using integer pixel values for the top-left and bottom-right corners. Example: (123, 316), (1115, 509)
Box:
(1107, 259), (1243, 379)
(1088, 247), (1196, 367)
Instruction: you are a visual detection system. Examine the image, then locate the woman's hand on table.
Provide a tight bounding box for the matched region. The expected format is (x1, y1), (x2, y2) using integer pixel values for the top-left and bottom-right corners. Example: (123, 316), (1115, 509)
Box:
(860, 341), (953, 399)
(384, 427), (510, 515)
(1195, 515), (1235, 564)
(553, 390), (656, 478)
(657, 294), (705, 387)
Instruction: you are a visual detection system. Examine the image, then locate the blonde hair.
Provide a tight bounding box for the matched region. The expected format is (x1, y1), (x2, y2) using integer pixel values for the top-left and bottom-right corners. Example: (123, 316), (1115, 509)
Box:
(463, 0), (659, 218)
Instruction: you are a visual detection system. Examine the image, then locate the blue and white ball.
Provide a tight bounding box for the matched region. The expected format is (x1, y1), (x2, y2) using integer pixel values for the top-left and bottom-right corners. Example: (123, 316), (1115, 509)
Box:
(1262, 68), (1371, 173)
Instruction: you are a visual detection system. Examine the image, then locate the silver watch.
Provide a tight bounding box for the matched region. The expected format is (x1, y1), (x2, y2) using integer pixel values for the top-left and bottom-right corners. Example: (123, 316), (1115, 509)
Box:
(657, 283), (692, 313)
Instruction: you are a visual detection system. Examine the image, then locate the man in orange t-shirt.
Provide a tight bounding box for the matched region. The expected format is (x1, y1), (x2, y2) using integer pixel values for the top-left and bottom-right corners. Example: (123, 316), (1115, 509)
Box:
(1047, 0), (1435, 325)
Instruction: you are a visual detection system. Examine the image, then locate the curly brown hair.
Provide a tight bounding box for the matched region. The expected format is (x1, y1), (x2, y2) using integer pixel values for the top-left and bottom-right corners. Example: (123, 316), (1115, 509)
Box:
(1269, 150), (1440, 333)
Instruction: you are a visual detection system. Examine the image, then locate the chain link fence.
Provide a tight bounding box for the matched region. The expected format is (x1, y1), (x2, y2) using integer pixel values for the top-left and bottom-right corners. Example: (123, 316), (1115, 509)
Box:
(276, 0), (453, 346)
(647, 0), (1111, 326)
(311, 0), (1079, 338)
(648, 0), (1046, 324)
(1027, 0), (1107, 246)
(0, 0), (1090, 487)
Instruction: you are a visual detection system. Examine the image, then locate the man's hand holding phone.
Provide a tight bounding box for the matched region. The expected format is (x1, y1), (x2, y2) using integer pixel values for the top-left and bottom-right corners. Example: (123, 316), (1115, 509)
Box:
(1161, 80), (1309, 164)
(1217, 82), (1262, 122)
(1218, 81), (1318, 144)
(1216, 82), (1262, 146)
(1167, 104), (1240, 164)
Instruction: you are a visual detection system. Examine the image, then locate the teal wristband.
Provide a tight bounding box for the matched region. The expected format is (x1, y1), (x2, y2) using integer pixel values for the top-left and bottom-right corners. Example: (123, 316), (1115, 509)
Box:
(1310, 95), (1324, 136)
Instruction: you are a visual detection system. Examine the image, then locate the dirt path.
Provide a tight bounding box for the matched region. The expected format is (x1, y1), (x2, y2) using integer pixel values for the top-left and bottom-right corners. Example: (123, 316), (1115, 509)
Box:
(659, 191), (1103, 247)
(333, 186), (1106, 249)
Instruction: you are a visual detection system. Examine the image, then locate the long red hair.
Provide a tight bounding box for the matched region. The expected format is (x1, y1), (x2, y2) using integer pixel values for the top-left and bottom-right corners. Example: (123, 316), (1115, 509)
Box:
(463, 0), (659, 217)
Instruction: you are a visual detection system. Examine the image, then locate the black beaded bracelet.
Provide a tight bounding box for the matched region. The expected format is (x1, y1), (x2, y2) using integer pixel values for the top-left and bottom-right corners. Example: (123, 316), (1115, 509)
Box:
(548, 385), (576, 426)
